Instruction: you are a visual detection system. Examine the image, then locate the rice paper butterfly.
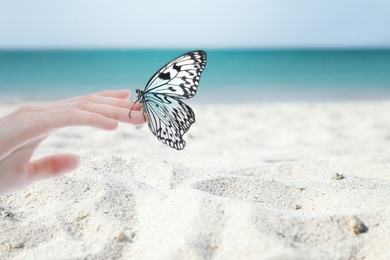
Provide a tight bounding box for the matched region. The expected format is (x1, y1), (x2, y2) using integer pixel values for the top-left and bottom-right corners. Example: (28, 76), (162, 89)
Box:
(129, 50), (207, 150)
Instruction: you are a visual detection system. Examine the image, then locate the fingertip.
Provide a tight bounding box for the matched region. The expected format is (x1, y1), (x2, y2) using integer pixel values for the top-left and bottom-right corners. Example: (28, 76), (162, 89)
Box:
(132, 102), (143, 111)
(61, 154), (80, 173)
(49, 154), (80, 176)
(117, 89), (131, 99)
(104, 119), (119, 130)
(127, 111), (147, 125)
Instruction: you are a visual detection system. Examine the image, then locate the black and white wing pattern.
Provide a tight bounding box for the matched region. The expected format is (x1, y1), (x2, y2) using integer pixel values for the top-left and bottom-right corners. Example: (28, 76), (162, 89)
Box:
(130, 50), (207, 150)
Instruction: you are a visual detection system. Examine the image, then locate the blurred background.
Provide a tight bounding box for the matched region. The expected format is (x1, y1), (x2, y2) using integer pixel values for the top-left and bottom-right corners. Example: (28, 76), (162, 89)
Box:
(0, 0), (389, 102)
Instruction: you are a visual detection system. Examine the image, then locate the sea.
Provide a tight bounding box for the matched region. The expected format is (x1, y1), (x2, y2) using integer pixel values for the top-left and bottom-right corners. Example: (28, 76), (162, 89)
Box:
(1, 49), (390, 103)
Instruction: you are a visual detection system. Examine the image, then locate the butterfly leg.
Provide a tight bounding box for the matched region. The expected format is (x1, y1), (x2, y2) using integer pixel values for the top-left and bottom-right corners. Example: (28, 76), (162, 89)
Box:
(143, 112), (149, 122)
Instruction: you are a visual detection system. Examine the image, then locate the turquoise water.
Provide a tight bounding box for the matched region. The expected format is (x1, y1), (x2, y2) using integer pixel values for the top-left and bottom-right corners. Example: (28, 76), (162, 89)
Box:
(1, 49), (390, 102)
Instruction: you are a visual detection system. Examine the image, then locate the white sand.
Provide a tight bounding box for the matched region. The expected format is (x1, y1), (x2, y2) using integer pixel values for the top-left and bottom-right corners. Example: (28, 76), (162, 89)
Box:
(1, 101), (390, 259)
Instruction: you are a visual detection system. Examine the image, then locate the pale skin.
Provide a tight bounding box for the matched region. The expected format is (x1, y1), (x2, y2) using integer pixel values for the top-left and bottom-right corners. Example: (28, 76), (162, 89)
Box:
(0, 90), (145, 196)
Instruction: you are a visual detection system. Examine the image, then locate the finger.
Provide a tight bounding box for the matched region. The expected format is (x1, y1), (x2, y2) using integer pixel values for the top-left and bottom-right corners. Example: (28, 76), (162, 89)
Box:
(90, 89), (131, 99)
(72, 97), (142, 111)
(17, 97), (143, 115)
(49, 102), (145, 124)
(28, 154), (80, 182)
(28, 101), (143, 124)
(38, 98), (142, 112)
(27, 109), (119, 135)
(49, 90), (131, 105)
(73, 89), (132, 99)
(51, 109), (119, 130)
(69, 102), (145, 124)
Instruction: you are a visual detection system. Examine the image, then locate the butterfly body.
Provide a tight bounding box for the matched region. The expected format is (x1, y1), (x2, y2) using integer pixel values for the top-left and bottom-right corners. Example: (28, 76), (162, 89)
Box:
(130, 50), (207, 150)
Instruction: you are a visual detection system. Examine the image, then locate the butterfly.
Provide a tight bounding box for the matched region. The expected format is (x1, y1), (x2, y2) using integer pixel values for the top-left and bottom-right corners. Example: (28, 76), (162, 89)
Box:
(129, 50), (207, 150)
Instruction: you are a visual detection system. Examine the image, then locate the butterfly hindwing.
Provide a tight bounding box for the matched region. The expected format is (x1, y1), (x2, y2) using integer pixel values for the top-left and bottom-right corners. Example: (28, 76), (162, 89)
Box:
(142, 93), (195, 150)
(143, 50), (207, 99)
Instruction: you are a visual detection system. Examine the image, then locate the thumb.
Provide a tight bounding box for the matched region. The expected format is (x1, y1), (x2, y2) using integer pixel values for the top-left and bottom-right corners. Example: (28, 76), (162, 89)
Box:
(28, 154), (80, 182)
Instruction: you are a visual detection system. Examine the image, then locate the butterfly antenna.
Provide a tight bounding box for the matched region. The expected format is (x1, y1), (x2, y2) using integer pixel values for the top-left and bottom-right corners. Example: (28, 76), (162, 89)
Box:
(128, 99), (139, 118)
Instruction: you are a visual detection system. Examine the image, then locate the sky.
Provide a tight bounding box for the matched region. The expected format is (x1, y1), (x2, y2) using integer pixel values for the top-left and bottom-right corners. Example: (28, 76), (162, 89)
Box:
(0, 0), (389, 49)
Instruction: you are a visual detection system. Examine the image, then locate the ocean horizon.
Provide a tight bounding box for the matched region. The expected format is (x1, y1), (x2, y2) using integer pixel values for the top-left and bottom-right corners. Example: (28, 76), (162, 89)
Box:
(1, 48), (390, 103)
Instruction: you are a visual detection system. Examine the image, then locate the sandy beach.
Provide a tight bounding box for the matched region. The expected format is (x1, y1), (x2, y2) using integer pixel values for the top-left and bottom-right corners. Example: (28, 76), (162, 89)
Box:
(1, 101), (390, 259)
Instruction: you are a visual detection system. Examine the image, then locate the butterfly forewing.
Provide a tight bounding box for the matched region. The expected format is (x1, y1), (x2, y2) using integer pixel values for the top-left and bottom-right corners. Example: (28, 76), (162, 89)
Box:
(143, 51), (206, 99)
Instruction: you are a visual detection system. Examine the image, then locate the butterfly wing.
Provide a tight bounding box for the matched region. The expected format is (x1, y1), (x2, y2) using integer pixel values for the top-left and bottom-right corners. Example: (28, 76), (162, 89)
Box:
(143, 50), (207, 99)
(142, 93), (195, 150)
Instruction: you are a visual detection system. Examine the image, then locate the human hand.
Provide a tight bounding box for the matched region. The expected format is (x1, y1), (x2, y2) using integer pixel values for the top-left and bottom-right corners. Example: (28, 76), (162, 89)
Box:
(0, 89), (145, 196)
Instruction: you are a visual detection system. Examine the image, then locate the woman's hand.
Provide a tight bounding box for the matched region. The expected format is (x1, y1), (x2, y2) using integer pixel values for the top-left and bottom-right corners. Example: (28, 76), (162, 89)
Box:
(0, 89), (145, 196)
